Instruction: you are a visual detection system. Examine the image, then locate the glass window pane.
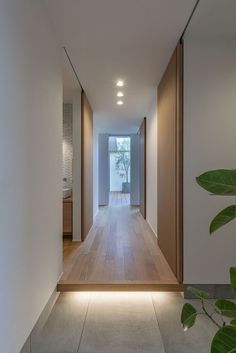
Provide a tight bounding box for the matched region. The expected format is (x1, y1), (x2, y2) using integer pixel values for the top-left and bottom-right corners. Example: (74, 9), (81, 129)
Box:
(116, 137), (130, 151)
(109, 136), (130, 152)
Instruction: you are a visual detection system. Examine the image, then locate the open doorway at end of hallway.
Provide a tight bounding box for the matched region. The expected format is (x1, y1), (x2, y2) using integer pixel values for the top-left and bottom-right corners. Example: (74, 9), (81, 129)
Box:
(109, 136), (131, 207)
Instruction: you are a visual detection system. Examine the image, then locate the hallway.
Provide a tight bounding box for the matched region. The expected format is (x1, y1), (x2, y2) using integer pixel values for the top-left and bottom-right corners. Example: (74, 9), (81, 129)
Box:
(3, 1), (236, 352)
(58, 205), (178, 291)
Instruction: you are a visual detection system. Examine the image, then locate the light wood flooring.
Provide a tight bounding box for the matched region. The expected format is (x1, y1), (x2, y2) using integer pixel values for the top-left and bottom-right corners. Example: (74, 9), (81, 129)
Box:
(58, 205), (179, 291)
(109, 191), (130, 206)
(63, 239), (81, 258)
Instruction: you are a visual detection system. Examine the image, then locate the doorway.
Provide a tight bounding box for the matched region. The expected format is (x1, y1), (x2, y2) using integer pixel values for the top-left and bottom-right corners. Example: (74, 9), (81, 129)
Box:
(109, 136), (131, 206)
(62, 103), (73, 240)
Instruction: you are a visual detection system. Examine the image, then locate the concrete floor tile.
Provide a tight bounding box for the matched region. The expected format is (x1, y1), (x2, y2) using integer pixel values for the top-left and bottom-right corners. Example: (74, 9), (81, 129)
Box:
(31, 293), (90, 353)
(78, 292), (165, 353)
(151, 292), (217, 353)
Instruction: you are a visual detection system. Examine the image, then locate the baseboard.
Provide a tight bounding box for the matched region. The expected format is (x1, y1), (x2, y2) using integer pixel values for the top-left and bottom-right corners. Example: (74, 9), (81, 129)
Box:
(184, 284), (233, 299)
(93, 210), (99, 221)
(20, 337), (31, 353)
(72, 236), (82, 242)
(146, 219), (157, 239)
(20, 287), (59, 353)
(58, 270), (64, 282)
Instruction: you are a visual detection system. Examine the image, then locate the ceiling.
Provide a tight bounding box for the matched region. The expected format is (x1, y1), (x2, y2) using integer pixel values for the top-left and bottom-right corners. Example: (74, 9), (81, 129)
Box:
(42, 0), (196, 133)
(62, 49), (80, 103)
(185, 0), (236, 40)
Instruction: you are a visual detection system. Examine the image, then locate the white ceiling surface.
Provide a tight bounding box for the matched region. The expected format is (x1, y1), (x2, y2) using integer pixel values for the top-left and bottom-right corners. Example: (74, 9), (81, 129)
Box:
(185, 0), (236, 39)
(62, 49), (80, 103)
(42, 0), (196, 133)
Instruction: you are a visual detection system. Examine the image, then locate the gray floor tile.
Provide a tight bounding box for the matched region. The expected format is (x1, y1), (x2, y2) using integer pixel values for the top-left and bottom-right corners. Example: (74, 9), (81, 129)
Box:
(31, 293), (90, 353)
(151, 292), (217, 353)
(78, 292), (165, 353)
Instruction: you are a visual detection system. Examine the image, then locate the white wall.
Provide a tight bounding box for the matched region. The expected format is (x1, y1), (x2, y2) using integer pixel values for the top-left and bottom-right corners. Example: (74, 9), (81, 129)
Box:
(183, 38), (236, 284)
(0, 1), (62, 352)
(130, 134), (140, 205)
(72, 90), (82, 240)
(146, 97), (158, 236)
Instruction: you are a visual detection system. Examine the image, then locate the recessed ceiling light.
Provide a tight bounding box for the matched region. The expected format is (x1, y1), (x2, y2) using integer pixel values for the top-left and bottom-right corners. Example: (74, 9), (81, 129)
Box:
(116, 80), (124, 87)
(117, 100), (123, 105)
(117, 92), (124, 97)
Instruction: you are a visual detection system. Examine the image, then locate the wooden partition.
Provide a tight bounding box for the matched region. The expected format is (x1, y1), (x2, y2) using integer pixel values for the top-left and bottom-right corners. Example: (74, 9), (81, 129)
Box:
(157, 42), (183, 282)
(139, 118), (146, 219)
(81, 91), (93, 241)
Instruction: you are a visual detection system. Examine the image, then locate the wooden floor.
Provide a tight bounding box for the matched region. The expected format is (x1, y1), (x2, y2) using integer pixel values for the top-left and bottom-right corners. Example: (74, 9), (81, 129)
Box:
(63, 239), (81, 258)
(58, 205), (180, 292)
(109, 191), (130, 206)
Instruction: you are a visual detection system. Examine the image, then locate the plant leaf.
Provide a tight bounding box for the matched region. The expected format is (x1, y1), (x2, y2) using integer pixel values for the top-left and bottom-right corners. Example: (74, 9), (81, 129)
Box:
(211, 325), (236, 353)
(181, 303), (197, 331)
(231, 320), (236, 326)
(188, 286), (210, 299)
(210, 206), (236, 234)
(230, 268), (236, 298)
(196, 169), (236, 195)
(215, 299), (236, 318)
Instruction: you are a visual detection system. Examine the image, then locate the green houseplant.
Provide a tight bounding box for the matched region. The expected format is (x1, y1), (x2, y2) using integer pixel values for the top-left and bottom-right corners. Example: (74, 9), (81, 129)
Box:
(181, 169), (236, 353)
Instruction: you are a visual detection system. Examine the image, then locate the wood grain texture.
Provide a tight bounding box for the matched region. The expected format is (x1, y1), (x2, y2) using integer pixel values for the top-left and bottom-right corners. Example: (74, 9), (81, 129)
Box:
(63, 198), (73, 235)
(57, 282), (183, 292)
(63, 239), (81, 259)
(176, 42), (183, 282)
(58, 203), (178, 291)
(157, 42), (183, 281)
(139, 118), (147, 219)
(81, 92), (93, 241)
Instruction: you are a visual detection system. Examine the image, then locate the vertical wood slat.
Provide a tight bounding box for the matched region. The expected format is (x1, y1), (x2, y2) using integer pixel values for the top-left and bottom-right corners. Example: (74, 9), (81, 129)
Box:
(81, 91), (93, 241)
(157, 42), (183, 282)
(139, 118), (147, 219)
(176, 42), (183, 283)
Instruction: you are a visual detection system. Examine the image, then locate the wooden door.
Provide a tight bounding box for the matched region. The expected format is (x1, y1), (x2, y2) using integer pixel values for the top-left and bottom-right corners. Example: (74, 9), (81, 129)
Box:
(157, 42), (183, 282)
(139, 118), (146, 219)
(81, 91), (93, 241)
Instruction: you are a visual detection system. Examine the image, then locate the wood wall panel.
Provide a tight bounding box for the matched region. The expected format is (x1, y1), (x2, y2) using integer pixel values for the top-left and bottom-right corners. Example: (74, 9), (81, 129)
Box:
(81, 92), (93, 241)
(139, 118), (146, 219)
(157, 42), (183, 281)
(63, 199), (73, 235)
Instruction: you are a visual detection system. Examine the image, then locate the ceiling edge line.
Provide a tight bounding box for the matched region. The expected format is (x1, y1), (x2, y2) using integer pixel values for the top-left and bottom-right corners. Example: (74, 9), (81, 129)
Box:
(180, 0), (201, 41)
(63, 46), (84, 92)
